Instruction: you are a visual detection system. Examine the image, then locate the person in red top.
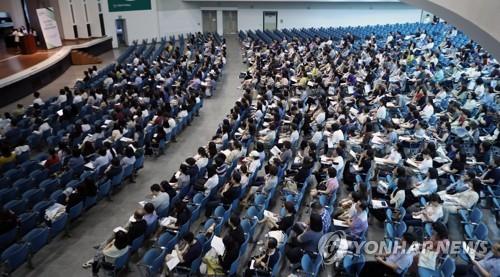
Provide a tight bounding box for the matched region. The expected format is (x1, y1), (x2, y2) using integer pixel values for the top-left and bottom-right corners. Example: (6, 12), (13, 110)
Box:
(44, 148), (60, 168)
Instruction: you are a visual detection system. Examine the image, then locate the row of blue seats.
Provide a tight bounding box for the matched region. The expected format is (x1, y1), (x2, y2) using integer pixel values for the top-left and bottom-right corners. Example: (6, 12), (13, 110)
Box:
(243, 22), (471, 51)
(0, 97), (208, 275)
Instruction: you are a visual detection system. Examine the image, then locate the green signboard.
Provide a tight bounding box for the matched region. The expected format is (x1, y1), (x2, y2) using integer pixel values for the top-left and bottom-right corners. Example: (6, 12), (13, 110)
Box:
(108, 0), (151, 12)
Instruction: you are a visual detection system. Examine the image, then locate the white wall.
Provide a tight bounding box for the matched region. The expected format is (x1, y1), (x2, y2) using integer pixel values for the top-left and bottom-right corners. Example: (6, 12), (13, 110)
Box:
(198, 2), (421, 31)
(0, 0), (26, 28)
(86, 0), (103, 37)
(246, 7), (421, 30)
(156, 0), (201, 37)
(101, 0), (160, 47)
(73, 0), (89, 38)
(57, 0), (76, 39)
(94, 0), (422, 48)
(156, 9), (201, 37)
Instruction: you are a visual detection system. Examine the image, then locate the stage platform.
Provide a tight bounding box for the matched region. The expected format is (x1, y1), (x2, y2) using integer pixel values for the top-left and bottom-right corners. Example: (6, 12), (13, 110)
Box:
(0, 37), (112, 107)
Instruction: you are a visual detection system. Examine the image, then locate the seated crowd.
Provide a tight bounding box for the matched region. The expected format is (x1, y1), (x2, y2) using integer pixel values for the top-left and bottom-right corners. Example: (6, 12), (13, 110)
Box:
(0, 32), (227, 274)
(87, 22), (499, 277)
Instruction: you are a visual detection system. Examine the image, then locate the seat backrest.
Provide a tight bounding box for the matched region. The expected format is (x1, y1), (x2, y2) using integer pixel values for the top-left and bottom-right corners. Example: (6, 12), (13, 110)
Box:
(157, 232), (174, 249)
(98, 180), (111, 195)
(22, 227), (50, 254)
(69, 202), (84, 219)
(113, 248), (130, 271)
(0, 188), (17, 206)
(33, 200), (53, 220)
(50, 189), (65, 203)
(474, 223), (488, 240)
(39, 179), (59, 196)
(13, 178), (33, 194)
(0, 228), (17, 250)
(141, 248), (160, 265)
(22, 188), (44, 205)
(440, 257), (456, 277)
(145, 219), (158, 237)
(4, 199), (27, 214)
(130, 234), (144, 253)
(59, 170), (74, 187)
(271, 252), (282, 276)
(395, 222), (407, 238)
(66, 180), (81, 189)
(213, 205), (226, 218)
(246, 206), (260, 219)
(240, 219), (252, 234)
(228, 256), (240, 276)
(470, 208), (483, 223)
(49, 213), (68, 238)
(344, 254), (365, 275)
(385, 223), (394, 239)
(301, 253), (314, 273)
(30, 169), (48, 183)
(5, 169), (23, 182)
(19, 212), (38, 235)
(193, 193), (204, 204)
(0, 243), (29, 273)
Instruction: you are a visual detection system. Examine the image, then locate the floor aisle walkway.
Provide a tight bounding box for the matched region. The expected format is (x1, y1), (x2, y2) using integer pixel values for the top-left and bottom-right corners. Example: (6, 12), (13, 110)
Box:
(13, 35), (244, 277)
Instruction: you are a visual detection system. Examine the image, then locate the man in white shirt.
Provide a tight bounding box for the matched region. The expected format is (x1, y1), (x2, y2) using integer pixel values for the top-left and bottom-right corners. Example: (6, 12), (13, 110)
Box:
(376, 101), (387, 120)
(103, 74), (114, 88)
(225, 141), (242, 165)
(311, 125), (324, 145)
(33, 92), (44, 106)
(55, 90), (67, 105)
(167, 117), (177, 129)
(315, 110), (326, 125)
(289, 125), (300, 146)
(93, 148), (110, 171)
(330, 147), (345, 174)
(330, 123), (344, 146)
(420, 101), (434, 121)
(38, 121), (51, 134)
(73, 92), (83, 104)
(259, 124), (277, 147)
(203, 166), (219, 196)
(149, 184), (169, 212)
(412, 168), (438, 197)
(387, 147), (402, 164)
(133, 56), (140, 66)
(414, 151), (433, 175)
(248, 151), (261, 173)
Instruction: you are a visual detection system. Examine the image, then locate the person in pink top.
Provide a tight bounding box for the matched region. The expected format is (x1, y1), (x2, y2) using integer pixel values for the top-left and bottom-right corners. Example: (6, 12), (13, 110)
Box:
(318, 167), (339, 196)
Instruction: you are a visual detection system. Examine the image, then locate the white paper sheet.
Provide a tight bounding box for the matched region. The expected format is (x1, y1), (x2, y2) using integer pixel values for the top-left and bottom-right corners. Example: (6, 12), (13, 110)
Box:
(333, 219), (349, 227)
(211, 236), (226, 256)
(166, 251), (180, 270)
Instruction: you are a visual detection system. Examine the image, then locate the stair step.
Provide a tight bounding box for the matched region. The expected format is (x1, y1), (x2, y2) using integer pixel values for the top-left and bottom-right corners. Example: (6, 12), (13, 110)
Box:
(71, 50), (102, 65)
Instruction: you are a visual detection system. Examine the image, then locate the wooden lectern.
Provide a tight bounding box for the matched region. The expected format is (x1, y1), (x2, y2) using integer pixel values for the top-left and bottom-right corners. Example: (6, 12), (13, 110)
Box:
(20, 35), (37, 54)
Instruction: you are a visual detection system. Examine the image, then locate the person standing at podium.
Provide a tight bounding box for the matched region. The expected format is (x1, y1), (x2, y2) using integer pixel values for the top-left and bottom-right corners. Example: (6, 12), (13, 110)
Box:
(11, 28), (23, 49)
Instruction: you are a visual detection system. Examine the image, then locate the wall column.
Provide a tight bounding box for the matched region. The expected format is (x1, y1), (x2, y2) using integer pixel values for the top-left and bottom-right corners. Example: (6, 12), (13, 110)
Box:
(216, 9), (223, 35)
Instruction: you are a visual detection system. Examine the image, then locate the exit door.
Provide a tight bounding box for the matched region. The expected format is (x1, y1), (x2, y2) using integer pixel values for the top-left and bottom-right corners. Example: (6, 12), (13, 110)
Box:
(202, 10), (217, 33)
(263, 11), (277, 31)
(223, 11), (238, 35)
(115, 18), (127, 46)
